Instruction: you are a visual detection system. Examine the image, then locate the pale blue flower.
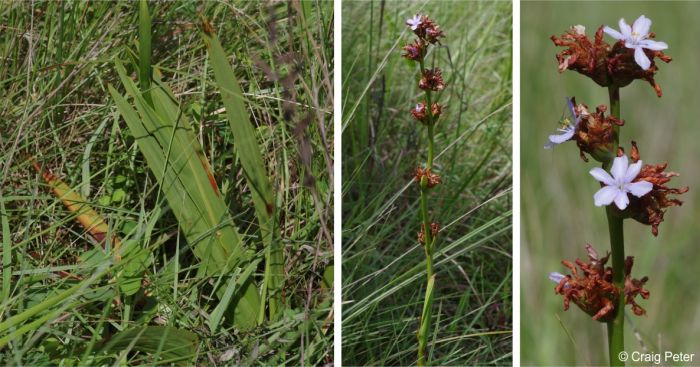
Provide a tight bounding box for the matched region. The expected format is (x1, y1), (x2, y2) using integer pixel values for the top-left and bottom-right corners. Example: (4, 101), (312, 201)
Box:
(549, 272), (566, 284)
(603, 15), (668, 70)
(590, 155), (653, 210)
(406, 14), (422, 30)
(545, 97), (580, 149)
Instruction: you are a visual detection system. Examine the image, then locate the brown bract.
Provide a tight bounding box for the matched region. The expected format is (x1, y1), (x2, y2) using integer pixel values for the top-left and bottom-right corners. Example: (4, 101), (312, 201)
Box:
(414, 167), (441, 188)
(419, 68), (446, 92)
(402, 39), (426, 61)
(552, 25), (671, 97)
(412, 15), (445, 44)
(418, 222), (440, 245)
(554, 244), (649, 322)
(622, 142), (689, 236)
(411, 102), (428, 122)
(410, 102), (443, 124)
(572, 101), (623, 162)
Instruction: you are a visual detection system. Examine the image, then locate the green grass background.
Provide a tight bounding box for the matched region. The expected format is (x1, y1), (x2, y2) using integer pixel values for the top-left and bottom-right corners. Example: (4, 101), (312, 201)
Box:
(521, 2), (700, 366)
(0, 1), (332, 365)
(342, 0), (512, 365)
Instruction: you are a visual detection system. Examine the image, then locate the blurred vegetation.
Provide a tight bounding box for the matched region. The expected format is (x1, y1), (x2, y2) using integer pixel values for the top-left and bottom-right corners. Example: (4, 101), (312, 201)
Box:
(521, 2), (700, 365)
(342, 0), (512, 365)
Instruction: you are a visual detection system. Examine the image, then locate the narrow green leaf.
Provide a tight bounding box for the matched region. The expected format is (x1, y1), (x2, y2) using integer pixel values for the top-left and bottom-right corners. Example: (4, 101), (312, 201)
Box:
(109, 62), (261, 329)
(209, 258), (260, 334)
(1, 196), (11, 304)
(118, 240), (152, 296)
(201, 22), (283, 320)
(138, 0), (152, 97)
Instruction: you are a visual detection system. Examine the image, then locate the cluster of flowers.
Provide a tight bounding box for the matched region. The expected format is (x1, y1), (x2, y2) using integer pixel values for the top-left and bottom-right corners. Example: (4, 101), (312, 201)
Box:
(546, 97), (687, 236)
(551, 16), (671, 97)
(402, 14), (446, 245)
(546, 16), (687, 321)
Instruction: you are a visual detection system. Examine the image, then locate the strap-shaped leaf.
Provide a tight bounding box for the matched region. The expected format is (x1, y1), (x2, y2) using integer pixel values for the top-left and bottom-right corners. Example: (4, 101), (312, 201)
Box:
(201, 22), (283, 320)
(109, 63), (261, 329)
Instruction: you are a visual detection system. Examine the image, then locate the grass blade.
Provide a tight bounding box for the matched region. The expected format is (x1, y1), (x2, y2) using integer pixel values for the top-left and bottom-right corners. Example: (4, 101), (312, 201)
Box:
(138, 0), (152, 98)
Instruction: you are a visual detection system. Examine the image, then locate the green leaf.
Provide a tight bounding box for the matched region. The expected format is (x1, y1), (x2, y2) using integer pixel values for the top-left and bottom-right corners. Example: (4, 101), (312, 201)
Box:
(201, 22), (283, 321)
(138, 0), (152, 97)
(109, 61), (261, 329)
(118, 240), (152, 296)
(95, 326), (198, 364)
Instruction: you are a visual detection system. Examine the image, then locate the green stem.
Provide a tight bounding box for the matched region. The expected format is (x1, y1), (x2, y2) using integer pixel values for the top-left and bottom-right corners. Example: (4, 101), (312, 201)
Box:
(606, 86), (625, 367)
(417, 58), (437, 367)
(420, 188), (433, 278)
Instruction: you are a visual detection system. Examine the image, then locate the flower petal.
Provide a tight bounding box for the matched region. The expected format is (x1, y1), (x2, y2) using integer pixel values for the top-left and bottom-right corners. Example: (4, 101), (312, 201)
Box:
(634, 47), (651, 70)
(549, 272), (566, 284)
(548, 129), (575, 145)
(594, 186), (620, 207)
(566, 97), (576, 118)
(610, 155), (629, 182)
(614, 190), (630, 210)
(639, 39), (668, 51)
(632, 15), (651, 37)
(624, 160), (643, 183)
(626, 180), (653, 198)
(619, 18), (632, 38)
(590, 167), (616, 186)
(603, 26), (624, 40)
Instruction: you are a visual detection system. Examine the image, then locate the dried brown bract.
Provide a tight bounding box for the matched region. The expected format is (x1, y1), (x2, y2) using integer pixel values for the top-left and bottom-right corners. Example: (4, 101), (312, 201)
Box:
(402, 39), (426, 61)
(411, 15), (445, 44)
(552, 244), (650, 322)
(573, 102), (623, 162)
(418, 68), (445, 92)
(552, 25), (671, 97)
(418, 222), (440, 245)
(414, 167), (441, 188)
(621, 142), (689, 236)
(410, 102), (443, 124)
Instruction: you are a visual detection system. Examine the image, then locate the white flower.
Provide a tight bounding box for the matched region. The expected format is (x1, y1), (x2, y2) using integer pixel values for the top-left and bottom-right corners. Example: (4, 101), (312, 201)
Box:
(406, 14), (422, 30)
(544, 97), (580, 149)
(603, 15), (668, 70)
(415, 103), (425, 112)
(589, 155), (653, 210)
(572, 25), (586, 35)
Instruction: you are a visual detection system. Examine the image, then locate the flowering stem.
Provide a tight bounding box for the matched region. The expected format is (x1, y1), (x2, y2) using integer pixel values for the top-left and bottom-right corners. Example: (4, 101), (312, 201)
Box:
(417, 59), (436, 367)
(606, 85), (625, 367)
